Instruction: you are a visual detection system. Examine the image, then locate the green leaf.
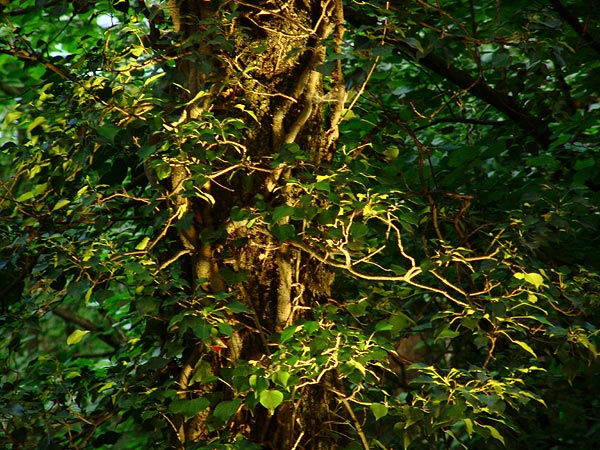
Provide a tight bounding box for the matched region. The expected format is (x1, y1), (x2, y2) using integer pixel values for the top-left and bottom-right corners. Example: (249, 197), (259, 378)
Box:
(135, 237), (150, 250)
(370, 403), (388, 420)
(463, 418), (474, 437)
(226, 300), (251, 314)
(217, 321), (233, 337)
(515, 272), (544, 289)
(96, 124), (120, 142)
(303, 321), (319, 334)
(98, 382), (115, 393)
(271, 223), (296, 242)
(259, 389), (284, 411)
(66, 329), (90, 346)
(213, 399), (242, 422)
(272, 205), (295, 222)
(512, 340), (537, 358)
(524, 272), (544, 289)
(345, 359), (366, 376)
(280, 325), (299, 344)
(184, 90), (210, 106)
(170, 397), (210, 420)
(274, 370), (291, 388)
(16, 191), (34, 202)
(479, 424), (505, 445)
(27, 116), (46, 132)
(52, 198), (70, 211)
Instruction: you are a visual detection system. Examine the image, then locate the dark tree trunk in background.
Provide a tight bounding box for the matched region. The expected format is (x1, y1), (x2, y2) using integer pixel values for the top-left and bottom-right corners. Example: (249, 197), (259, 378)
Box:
(163, 1), (345, 447)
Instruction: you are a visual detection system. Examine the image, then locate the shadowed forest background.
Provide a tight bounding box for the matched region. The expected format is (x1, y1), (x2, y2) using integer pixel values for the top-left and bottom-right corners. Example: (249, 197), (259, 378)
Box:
(1, 1), (599, 449)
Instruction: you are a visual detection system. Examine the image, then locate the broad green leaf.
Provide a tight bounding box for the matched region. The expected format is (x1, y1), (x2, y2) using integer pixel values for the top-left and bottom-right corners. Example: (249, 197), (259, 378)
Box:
(96, 124), (120, 142)
(523, 273), (544, 289)
(375, 320), (393, 331)
(226, 300), (251, 314)
(67, 329), (90, 346)
(217, 321), (233, 337)
(280, 325), (299, 343)
(514, 272), (544, 289)
(303, 321), (319, 334)
(213, 399), (242, 422)
(272, 205), (295, 222)
(370, 403), (388, 420)
(274, 370), (291, 388)
(259, 389), (284, 411)
(170, 398), (210, 420)
(271, 223), (296, 242)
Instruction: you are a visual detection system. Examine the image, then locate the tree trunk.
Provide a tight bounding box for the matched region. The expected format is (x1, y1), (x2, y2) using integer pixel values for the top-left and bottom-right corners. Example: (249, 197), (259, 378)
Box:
(162, 1), (345, 448)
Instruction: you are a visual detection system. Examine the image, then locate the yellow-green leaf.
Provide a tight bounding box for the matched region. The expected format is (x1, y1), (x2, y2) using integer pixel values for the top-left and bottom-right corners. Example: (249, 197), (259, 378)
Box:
(463, 418), (474, 437)
(515, 272), (544, 289)
(512, 340), (537, 358)
(16, 191), (34, 202)
(259, 389), (284, 411)
(524, 272), (544, 289)
(480, 424), (505, 445)
(98, 382), (115, 393)
(52, 199), (70, 211)
(135, 237), (150, 250)
(67, 329), (90, 346)
(27, 116), (46, 132)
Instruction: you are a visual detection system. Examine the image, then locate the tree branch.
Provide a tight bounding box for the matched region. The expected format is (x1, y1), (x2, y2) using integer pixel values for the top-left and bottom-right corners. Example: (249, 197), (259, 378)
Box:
(411, 49), (551, 148)
(414, 117), (506, 131)
(53, 307), (125, 349)
(550, 0), (600, 58)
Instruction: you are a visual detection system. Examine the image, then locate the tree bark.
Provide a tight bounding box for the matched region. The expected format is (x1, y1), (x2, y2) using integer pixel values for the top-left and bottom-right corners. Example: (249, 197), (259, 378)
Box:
(162, 1), (345, 448)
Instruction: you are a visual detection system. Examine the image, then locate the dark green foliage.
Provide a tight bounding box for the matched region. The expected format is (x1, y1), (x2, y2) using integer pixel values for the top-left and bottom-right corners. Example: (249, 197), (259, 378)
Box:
(1, 0), (599, 449)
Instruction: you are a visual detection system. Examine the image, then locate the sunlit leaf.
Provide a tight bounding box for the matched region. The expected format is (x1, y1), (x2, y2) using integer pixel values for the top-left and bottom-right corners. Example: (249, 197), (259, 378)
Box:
(66, 329), (90, 346)
(52, 199), (70, 211)
(259, 389), (284, 411)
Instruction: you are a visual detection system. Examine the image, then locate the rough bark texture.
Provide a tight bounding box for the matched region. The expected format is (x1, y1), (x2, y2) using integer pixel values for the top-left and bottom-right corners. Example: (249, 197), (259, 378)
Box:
(163, 1), (345, 448)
